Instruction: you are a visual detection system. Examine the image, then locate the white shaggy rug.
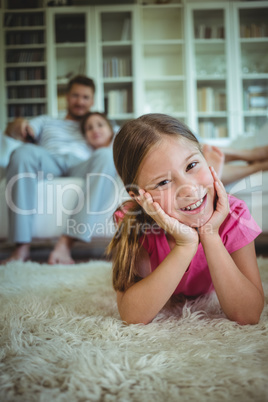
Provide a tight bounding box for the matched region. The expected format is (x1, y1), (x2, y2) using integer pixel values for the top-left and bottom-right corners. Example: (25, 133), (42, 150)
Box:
(0, 258), (268, 402)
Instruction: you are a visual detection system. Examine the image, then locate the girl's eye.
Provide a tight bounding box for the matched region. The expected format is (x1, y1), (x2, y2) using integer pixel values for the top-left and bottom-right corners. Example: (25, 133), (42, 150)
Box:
(155, 179), (170, 188)
(186, 161), (198, 172)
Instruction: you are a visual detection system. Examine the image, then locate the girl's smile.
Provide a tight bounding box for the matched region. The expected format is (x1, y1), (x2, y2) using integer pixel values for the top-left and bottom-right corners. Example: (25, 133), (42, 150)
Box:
(178, 193), (208, 214)
(136, 135), (215, 228)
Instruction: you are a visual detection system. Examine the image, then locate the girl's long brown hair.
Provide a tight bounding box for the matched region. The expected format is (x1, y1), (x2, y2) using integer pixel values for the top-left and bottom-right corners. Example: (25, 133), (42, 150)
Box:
(107, 113), (201, 292)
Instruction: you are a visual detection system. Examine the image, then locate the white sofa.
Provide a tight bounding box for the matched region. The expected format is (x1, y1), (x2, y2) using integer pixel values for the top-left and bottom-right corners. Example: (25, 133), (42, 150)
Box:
(0, 131), (128, 256)
(0, 127), (267, 256)
(223, 123), (268, 238)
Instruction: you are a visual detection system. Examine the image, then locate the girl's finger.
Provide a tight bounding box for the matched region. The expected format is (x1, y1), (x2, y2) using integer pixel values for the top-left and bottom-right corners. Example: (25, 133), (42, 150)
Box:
(210, 166), (220, 181)
(137, 190), (160, 217)
(210, 166), (225, 191)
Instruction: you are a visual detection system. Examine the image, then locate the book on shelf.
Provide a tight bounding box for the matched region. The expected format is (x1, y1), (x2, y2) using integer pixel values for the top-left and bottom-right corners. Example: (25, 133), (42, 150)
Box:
(103, 57), (131, 78)
(197, 87), (214, 112)
(198, 122), (227, 139)
(195, 25), (224, 39)
(8, 103), (46, 118)
(121, 18), (131, 41)
(198, 121), (214, 138)
(6, 31), (44, 46)
(7, 67), (45, 81)
(4, 12), (44, 27)
(244, 85), (268, 111)
(214, 125), (227, 138)
(240, 23), (268, 38)
(8, 85), (45, 99)
(107, 89), (129, 115)
(7, 50), (45, 63)
(197, 87), (226, 112)
(214, 91), (226, 111)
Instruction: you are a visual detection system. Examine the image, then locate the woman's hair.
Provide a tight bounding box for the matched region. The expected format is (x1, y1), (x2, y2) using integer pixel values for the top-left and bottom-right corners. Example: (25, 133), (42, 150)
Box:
(107, 113), (201, 292)
(80, 111), (114, 139)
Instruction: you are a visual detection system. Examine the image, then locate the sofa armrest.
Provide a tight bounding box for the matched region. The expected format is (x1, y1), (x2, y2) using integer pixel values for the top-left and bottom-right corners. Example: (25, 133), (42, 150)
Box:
(226, 171), (268, 233)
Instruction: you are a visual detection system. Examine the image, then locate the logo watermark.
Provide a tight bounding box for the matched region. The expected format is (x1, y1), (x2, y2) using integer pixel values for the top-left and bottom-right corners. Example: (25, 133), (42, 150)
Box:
(5, 170), (264, 232)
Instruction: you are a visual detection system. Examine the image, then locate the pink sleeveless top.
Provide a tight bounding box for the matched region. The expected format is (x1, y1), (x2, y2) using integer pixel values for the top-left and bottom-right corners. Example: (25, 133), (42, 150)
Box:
(115, 195), (261, 297)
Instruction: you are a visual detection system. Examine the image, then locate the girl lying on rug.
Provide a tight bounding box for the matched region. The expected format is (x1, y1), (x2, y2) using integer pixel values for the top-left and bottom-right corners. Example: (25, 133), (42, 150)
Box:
(108, 113), (264, 326)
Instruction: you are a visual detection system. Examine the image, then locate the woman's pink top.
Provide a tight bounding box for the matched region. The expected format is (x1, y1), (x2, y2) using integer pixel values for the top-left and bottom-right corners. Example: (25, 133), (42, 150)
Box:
(115, 195), (261, 297)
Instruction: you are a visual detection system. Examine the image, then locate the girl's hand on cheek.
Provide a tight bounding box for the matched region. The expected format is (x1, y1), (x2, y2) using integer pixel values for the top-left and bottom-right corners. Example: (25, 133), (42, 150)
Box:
(137, 189), (199, 249)
(199, 167), (229, 238)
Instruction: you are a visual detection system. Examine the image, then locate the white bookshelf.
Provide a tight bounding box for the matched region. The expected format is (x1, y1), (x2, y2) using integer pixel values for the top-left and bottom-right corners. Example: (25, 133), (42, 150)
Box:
(233, 1), (268, 137)
(95, 5), (137, 123)
(185, 2), (233, 143)
(46, 7), (92, 117)
(0, 1), (267, 143)
(140, 4), (187, 120)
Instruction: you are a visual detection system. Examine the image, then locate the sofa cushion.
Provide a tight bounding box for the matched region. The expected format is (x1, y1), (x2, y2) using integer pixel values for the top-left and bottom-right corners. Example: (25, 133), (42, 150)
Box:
(0, 176), (124, 240)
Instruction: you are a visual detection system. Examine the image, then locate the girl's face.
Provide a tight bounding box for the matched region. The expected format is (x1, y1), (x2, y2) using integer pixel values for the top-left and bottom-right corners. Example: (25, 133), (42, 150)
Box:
(136, 135), (215, 228)
(84, 114), (113, 149)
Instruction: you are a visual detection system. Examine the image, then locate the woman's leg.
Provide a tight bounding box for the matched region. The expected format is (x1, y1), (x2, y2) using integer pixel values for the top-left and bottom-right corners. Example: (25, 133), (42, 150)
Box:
(220, 145), (268, 163)
(221, 159), (268, 186)
(48, 148), (118, 264)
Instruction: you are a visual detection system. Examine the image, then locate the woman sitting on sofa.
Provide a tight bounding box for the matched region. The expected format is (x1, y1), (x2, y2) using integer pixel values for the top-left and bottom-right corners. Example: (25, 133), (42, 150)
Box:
(48, 111), (116, 264)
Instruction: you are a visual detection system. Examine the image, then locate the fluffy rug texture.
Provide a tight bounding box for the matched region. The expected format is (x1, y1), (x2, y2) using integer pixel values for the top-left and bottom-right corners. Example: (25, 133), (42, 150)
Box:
(0, 258), (268, 402)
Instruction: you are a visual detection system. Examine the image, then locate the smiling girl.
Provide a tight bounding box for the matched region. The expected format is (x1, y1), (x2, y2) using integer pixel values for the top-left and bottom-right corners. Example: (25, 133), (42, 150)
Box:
(81, 111), (114, 149)
(108, 114), (264, 326)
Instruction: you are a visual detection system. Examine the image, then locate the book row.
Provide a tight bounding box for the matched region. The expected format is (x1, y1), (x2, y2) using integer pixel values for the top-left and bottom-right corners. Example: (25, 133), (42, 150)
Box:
(6, 67), (45, 81)
(197, 87), (226, 112)
(103, 57), (132, 78)
(105, 89), (132, 115)
(8, 86), (46, 99)
(198, 122), (227, 139)
(240, 23), (268, 39)
(8, 104), (46, 118)
(6, 51), (45, 63)
(195, 25), (225, 39)
(4, 12), (44, 27)
(6, 31), (45, 46)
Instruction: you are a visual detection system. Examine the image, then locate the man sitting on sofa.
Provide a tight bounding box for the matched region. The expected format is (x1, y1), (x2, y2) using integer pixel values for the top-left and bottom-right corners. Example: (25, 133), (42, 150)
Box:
(2, 75), (117, 264)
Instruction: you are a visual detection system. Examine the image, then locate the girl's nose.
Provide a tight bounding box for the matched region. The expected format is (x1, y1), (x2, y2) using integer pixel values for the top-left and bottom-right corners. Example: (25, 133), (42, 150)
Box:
(176, 182), (199, 198)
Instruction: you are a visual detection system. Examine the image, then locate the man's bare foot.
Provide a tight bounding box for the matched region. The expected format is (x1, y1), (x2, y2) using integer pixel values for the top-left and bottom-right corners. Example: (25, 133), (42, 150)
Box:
(202, 144), (225, 179)
(0, 243), (30, 265)
(48, 235), (75, 265)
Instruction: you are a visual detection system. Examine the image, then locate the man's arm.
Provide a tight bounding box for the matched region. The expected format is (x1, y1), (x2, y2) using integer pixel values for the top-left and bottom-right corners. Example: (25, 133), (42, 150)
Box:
(5, 117), (35, 142)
